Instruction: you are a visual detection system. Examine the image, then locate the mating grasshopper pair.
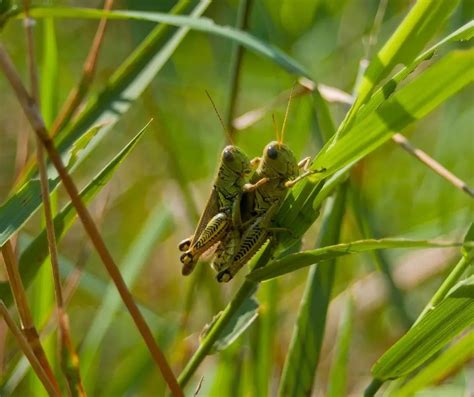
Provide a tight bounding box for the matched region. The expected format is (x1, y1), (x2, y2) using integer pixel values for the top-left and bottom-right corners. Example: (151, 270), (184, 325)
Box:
(178, 89), (314, 282)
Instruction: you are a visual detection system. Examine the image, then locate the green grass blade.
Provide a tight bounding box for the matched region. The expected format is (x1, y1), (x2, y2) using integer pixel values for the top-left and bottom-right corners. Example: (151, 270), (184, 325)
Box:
(40, 17), (58, 128)
(278, 185), (347, 397)
(80, 203), (173, 390)
(326, 298), (354, 397)
(0, 123), (103, 248)
(177, 244), (274, 389)
(353, 21), (474, 127)
(25, 7), (310, 79)
(0, 124), (148, 305)
(391, 331), (474, 397)
(311, 49), (474, 178)
(342, 0), (460, 132)
(277, 26), (474, 236)
(368, 276), (474, 388)
(247, 238), (467, 282)
(207, 296), (259, 354)
(28, 15), (59, 396)
(416, 223), (474, 322)
(13, 0), (208, 186)
(253, 279), (278, 397)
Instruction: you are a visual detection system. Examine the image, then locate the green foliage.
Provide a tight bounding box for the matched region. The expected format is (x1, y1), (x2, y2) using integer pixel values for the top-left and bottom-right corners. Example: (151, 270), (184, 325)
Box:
(370, 276), (474, 381)
(0, 125), (149, 305)
(0, 1), (472, 396)
(248, 238), (469, 282)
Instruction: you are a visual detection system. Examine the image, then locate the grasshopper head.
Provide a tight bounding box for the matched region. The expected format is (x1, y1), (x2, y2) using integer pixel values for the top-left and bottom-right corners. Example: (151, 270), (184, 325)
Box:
(221, 145), (252, 176)
(261, 141), (299, 180)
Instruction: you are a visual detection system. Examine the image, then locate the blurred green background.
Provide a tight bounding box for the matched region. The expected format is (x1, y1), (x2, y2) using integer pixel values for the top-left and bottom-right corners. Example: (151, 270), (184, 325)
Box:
(0, 0), (472, 396)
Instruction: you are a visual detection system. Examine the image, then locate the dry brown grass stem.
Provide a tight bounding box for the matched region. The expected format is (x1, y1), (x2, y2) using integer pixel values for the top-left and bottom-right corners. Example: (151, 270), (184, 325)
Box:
(21, 0), (87, 393)
(0, 241), (61, 395)
(0, 43), (184, 397)
(0, 302), (58, 397)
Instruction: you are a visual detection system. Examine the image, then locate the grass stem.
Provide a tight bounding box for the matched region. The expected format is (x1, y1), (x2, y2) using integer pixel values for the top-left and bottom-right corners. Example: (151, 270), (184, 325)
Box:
(0, 44), (184, 397)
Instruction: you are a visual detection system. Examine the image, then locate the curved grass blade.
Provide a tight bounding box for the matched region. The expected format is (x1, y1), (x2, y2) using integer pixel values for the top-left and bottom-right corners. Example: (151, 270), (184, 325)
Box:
(415, 223), (474, 323)
(311, 49), (474, 179)
(391, 331), (474, 397)
(367, 276), (474, 389)
(24, 7), (310, 79)
(0, 124), (148, 305)
(353, 21), (474, 126)
(341, 0), (461, 134)
(247, 238), (468, 283)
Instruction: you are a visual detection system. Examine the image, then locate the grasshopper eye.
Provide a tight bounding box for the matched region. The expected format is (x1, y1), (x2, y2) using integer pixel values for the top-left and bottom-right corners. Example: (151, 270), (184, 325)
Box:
(267, 145), (278, 160)
(223, 149), (234, 162)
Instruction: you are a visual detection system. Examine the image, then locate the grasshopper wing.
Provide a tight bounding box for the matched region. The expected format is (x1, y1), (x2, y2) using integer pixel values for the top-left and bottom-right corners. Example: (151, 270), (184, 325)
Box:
(191, 187), (220, 247)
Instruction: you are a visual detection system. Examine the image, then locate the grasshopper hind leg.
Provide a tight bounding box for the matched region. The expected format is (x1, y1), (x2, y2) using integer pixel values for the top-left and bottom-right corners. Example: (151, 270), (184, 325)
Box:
(180, 212), (230, 275)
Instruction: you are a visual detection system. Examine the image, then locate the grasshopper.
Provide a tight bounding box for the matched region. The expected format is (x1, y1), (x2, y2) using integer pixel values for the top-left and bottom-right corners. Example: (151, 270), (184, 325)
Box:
(215, 87), (316, 282)
(179, 93), (267, 275)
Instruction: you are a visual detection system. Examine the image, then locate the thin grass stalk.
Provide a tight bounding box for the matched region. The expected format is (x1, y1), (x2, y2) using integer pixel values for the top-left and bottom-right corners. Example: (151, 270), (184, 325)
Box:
(21, 1), (86, 393)
(0, 45), (184, 397)
(0, 302), (58, 397)
(0, 241), (61, 394)
(225, 0), (253, 137)
(13, 0), (200, 190)
(392, 133), (474, 197)
(178, 245), (273, 388)
(415, 254), (472, 324)
(50, 0), (114, 135)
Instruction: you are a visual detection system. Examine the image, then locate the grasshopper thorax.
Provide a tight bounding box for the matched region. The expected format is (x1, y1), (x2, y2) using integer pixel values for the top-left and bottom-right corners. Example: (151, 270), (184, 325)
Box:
(258, 141), (299, 182)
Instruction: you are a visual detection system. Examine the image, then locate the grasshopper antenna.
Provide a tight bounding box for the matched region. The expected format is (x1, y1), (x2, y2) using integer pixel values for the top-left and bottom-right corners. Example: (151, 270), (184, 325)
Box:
(280, 83), (296, 145)
(205, 90), (234, 145)
(272, 113), (280, 142)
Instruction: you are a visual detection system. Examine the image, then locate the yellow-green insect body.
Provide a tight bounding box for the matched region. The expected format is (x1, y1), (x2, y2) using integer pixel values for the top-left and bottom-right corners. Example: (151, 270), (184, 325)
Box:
(179, 145), (253, 275)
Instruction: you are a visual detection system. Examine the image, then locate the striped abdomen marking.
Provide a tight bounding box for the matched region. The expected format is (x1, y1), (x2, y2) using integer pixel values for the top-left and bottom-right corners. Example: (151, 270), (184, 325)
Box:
(191, 212), (229, 253)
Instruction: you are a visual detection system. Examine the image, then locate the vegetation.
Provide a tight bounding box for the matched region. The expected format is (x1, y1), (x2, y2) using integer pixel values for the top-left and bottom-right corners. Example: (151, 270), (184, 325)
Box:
(0, 1), (472, 396)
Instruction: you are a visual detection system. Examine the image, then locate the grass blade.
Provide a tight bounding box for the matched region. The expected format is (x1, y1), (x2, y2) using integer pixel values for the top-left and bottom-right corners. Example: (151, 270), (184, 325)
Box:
(278, 186), (347, 397)
(24, 7), (310, 79)
(13, 0), (209, 187)
(416, 223), (474, 323)
(367, 276), (474, 394)
(207, 296), (259, 354)
(0, 123), (148, 305)
(326, 298), (354, 397)
(247, 238), (468, 282)
(27, 13), (58, 397)
(391, 331), (474, 397)
(311, 49), (474, 178)
(341, 0), (460, 134)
